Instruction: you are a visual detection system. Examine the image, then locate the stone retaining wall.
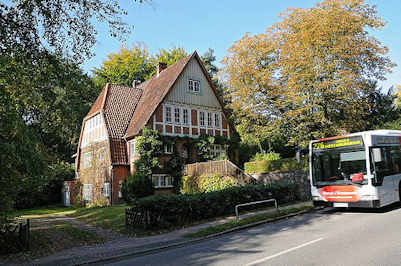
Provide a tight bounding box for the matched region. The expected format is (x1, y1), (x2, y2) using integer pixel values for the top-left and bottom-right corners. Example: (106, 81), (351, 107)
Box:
(251, 170), (311, 201)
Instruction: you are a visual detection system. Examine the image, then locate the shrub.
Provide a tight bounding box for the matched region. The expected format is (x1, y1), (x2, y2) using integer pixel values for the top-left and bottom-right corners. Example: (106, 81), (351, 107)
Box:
(127, 183), (297, 229)
(121, 172), (154, 203)
(197, 174), (237, 193)
(181, 174), (238, 194)
(244, 156), (309, 174)
(252, 152), (281, 161)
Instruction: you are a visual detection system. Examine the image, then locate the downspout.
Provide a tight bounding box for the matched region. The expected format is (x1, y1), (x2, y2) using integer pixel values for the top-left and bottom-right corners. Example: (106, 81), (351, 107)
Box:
(110, 166), (113, 206)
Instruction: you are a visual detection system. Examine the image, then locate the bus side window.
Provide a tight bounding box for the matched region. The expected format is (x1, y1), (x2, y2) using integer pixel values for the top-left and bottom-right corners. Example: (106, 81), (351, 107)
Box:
(390, 147), (401, 174)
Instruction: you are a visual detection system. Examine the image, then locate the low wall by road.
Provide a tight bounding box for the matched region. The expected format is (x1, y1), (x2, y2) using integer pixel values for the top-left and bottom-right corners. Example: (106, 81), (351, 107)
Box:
(251, 170), (311, 201)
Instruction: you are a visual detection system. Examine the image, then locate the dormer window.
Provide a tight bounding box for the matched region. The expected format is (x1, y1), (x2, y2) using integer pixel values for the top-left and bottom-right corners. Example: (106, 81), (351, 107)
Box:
(188, 79), (200, 93)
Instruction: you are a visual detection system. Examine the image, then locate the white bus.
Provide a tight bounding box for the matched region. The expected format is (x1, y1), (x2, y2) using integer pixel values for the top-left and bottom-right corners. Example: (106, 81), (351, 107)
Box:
(309, 130), (401, 208)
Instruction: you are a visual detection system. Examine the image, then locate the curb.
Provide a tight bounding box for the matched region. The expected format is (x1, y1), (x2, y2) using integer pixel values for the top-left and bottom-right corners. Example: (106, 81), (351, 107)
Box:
(74, 205), (319, 265)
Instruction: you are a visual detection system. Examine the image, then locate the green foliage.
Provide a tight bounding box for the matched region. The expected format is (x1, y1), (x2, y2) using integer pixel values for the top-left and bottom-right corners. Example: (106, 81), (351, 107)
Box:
(181, 174), (237, 194)
(92, 45), (154, 88)
(244, 157), (309, 174)
(121, 172), (155, 203)
(252, 152), (281, 162)
(198, 174), (237, 193)
(195, 134), (231, 162)
(128, 183), (297, 229)
(134, 128), (163, 176)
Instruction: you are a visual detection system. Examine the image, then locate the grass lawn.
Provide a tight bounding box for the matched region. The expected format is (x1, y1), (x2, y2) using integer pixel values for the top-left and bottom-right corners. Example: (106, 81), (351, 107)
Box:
(67, 204), (127, 232)
(10, 205), (77, 218)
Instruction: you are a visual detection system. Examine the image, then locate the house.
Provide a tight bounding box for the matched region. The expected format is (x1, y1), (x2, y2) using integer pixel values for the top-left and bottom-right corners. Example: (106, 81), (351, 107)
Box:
(65, 51), (236, 206)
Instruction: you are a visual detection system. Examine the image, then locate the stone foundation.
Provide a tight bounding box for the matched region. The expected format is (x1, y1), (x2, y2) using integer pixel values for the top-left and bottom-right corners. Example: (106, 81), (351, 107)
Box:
(251, 170), (311, 201)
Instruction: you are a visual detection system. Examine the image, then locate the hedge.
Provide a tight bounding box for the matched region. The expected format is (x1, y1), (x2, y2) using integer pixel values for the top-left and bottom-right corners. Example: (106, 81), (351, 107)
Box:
(181, 174), (237, 194)
(126, 183), (297, 229)
(244, 157), (309, 174)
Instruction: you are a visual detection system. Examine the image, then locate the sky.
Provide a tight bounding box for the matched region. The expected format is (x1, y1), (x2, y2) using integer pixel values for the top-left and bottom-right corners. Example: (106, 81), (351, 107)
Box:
(83, 0), (401, 91)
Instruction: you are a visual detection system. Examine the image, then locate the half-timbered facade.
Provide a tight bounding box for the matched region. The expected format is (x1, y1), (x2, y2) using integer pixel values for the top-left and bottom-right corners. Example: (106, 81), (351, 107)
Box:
(67, 51), (235, 206)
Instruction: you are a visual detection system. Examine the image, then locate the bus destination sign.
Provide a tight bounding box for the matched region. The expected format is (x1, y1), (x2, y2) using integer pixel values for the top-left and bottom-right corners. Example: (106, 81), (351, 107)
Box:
(312, 136), (363, 150)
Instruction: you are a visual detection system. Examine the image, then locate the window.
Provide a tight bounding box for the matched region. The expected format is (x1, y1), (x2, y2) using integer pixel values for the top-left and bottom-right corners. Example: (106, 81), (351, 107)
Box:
(82, 152), (92, 169)
(165, 106), (172, 123)
(98, 147), (105, 162)
(210, 144), (226, 159)
(129, 139), (138, 161)
(82, 114), (106, 147)
(214, 113), (220, 128)
(207, 112), (212, 127)
(200, 111), (205, 127)
(118, 181), (123, 198)
(183, 109), (189, 125)
(188, 79), (200, 93)
(371, 146), (401, 185)
(164, 143), (174, 154)
(82, 184), (93, 201)
(103, 182), (111, 197)
(152, 174), (173, 188)
(174, 107), (180, 124)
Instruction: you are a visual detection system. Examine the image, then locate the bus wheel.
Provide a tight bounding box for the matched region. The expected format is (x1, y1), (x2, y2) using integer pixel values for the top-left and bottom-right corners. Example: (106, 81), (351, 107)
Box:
(399, 183), (401, 202)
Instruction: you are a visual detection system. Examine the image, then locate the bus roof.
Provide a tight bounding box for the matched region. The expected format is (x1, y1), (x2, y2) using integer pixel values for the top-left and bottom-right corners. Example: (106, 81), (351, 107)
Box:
(310, 129), (401, 144)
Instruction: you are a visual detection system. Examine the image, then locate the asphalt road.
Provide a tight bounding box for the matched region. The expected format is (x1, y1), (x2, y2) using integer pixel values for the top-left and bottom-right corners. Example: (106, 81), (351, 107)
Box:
(105, 204), (401, 266)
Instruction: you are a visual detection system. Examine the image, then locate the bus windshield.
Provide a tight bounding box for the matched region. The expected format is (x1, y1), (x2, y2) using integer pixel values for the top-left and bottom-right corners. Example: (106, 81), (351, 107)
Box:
(312, 147), (367, 187)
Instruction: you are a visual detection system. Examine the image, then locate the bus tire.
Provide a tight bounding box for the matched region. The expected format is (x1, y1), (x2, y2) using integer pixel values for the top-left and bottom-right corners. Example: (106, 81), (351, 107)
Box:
(399, 182), (401, 202)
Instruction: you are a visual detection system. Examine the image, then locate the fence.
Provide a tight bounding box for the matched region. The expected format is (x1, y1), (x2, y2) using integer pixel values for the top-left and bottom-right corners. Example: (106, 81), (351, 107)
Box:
(185, 160), (255, 185)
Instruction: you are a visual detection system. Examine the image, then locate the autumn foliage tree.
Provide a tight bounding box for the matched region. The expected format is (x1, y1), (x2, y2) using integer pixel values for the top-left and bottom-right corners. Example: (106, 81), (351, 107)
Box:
(221, 0), (395, 147)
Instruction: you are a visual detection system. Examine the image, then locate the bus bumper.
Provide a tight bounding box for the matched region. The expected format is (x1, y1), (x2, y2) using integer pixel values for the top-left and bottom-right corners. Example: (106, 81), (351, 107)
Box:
(313, 200), (381, 208)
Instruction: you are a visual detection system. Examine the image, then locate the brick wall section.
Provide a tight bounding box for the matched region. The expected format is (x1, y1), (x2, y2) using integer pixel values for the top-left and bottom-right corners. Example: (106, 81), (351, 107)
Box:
(155, 105), (163, 122)
(156, 124), (163, 133)
(222, 115), (227, 129)
(251, 170), (311, 201)
(191, 109), (197, 126)
(112, 165), (130, 204)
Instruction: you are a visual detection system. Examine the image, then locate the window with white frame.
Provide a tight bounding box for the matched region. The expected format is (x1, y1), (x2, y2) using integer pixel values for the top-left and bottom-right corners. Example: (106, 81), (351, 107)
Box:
(97, 147), (106, 163)
(214, 113), (220, 128)
(152, 174), (173, 188)
(207, 112), (213, 127)
(129, 139), (138, 161)
(165, 106), (172, 123)
(82, 184), (93, 201)
(118, 180), (123, 198)
(164, 143), (174, 154)
(103, 182), (111, 197)
(81, 114), (106, 147)
(183, 109), (189, 125)
(211, 144), (226, 158)
(174, 107), (180, 124)
(188, 79), (200, 93)
(82, 152), (92, 169)
(200, 111), (205, 127)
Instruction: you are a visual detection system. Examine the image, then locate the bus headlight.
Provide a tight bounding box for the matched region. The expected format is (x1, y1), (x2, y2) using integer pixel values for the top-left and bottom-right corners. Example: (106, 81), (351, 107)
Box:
(313, 196), (320, 201)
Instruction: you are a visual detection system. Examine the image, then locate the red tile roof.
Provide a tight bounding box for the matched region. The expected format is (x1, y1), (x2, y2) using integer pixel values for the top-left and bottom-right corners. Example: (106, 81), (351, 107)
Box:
(124, 53), (193, 138)
(86, 84), (108, 118)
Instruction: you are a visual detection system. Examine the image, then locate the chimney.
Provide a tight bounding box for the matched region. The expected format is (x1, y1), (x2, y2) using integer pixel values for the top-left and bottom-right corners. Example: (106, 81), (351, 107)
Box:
(157, 62), (167, 77)
(132, 80), (139, 88)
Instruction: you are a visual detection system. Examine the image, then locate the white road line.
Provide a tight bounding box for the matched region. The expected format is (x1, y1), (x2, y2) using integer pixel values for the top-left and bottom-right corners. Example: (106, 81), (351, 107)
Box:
(244, 237), (324, 266)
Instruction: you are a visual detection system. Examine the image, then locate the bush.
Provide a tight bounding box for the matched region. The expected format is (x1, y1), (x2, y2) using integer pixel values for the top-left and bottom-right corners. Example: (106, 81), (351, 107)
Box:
(244, 156), (309, 174)
(127, 183), (297, 229)
(252, 152), (281, 161)
(181, 174), (237, 194)
(121, 172), (154, 203)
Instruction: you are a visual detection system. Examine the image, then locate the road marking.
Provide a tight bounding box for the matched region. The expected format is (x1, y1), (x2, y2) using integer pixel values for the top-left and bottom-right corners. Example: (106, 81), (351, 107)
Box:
(244, 237), (324, 266)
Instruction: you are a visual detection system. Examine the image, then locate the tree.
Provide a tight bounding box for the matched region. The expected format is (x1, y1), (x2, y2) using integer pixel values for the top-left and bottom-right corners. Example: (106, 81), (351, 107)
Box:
(201, 48), (219, 79)
(0, 0), (144, 217)
(93, 44), (154, 88)
(221, 0), (395, 147)
(93, 45), (188, 87)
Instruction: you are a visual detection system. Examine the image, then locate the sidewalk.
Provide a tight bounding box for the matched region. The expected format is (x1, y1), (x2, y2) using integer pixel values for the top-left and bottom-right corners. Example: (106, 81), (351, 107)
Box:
(27, 201), (312, 266)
